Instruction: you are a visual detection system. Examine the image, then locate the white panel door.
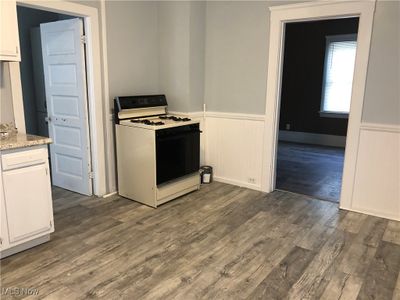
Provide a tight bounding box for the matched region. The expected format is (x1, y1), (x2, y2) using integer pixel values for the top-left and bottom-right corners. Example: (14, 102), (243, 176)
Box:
(40, 18), (92, 195)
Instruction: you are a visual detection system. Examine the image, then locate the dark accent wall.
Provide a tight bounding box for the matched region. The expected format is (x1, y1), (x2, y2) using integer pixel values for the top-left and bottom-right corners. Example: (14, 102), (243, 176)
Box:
(279, 18), (359, 137)
(17, 6), (74, 135)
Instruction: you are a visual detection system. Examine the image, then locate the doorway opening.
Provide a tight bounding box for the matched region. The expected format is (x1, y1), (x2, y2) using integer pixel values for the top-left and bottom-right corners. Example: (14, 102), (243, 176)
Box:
(17, 5), (93, 196)
(261, 1), (375, 208)
(275, 17), (359, 202)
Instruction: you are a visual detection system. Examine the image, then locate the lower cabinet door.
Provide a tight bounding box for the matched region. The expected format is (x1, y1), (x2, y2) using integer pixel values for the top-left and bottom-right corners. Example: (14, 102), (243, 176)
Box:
(2, 163), (53, 245)
(0, 169), (10, 250)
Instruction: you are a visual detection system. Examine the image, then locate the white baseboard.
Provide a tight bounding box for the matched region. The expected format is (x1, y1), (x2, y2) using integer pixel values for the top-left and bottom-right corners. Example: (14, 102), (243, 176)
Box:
(279, 130), (346, 147)
(0, 234), (50, 259)
(103, 191), (118, 198)
(213, 176), (262, 191)
(341, 206), (400, 222)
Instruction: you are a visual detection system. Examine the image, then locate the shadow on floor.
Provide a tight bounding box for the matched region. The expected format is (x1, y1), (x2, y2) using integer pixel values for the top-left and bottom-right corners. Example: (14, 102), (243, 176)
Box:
(276, 141), (345, 202)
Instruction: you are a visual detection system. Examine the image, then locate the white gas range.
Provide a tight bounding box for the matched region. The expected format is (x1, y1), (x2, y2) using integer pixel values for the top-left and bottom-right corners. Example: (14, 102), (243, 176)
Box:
(114, 95), (201, 207)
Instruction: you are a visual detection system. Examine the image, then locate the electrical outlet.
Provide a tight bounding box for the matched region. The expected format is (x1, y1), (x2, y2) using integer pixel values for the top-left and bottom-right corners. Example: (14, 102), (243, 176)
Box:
(248, 178), (256, 184)
(285, 123), (291, 130)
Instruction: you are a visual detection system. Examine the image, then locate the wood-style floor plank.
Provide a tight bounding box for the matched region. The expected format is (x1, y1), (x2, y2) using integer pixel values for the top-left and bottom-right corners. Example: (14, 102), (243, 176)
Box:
(1, 182), (399, 300)
(357, 241), (400, 300)
(320, 272), (363, 300)
(393, 273), (400, 300)
(247, 246), (315, 299)
(383, 221), (400, 246)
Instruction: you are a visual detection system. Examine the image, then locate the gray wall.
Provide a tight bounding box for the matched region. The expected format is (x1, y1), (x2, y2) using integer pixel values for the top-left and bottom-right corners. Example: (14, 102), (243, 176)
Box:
(188, 1), (206, 112)
(105, 1), (159, 101)
(362, 0), (400, 125)
(203, 0), (400, 125)
(158, 1), (190, 112)
(104, 1), (205, 113)
(204, 1), (282, 114)
(7, 0), (399, 122)
(158, 1), (206, 112)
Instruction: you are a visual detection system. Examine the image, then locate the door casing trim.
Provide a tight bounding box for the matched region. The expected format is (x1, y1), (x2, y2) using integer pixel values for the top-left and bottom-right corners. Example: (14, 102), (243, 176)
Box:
(15, 0), (107, 196)
(261, 0), (376, 211)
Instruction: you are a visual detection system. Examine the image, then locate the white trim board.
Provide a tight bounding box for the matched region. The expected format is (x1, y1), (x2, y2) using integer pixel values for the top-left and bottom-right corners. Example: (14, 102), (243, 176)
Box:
(213, 176), (262, 192)
(206, 111), (265, 121)
(100, 0), (116, 194)
(168, 111), (205, 119)
(360, 122), (400, 133)
(16, 0), (107, 196)
(343, 207), (399, 222)
(8, 63), (25, 133)
(279, 130), (346, 148)
(261, 1), (376, 214)
(169, 111), (265, 122)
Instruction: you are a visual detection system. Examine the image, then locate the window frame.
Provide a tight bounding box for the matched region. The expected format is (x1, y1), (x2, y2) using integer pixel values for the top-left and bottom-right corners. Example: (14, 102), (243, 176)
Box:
(320, 33), (358, 119)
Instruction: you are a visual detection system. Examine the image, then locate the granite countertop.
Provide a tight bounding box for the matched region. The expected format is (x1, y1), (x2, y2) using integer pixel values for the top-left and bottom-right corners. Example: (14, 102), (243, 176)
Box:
(0, 133), (52, 151)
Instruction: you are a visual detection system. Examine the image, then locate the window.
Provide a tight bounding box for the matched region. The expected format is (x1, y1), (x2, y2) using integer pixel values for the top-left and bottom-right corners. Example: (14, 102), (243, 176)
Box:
(320, 34), (357, 118)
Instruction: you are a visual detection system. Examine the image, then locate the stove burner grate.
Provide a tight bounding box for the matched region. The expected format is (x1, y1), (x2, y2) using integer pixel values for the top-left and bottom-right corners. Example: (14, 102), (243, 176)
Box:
(159, 115), (191, 122)
(130, 119), (165, 126)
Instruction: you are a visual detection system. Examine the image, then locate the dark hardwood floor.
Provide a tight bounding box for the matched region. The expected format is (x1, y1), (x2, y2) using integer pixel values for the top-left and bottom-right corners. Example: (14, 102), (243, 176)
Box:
(1, 183), (400, 299)
(276, 141), (345, 202)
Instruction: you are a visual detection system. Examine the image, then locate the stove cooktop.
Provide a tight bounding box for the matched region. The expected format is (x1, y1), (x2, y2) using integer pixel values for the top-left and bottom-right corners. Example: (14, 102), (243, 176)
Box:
(121, 115), (198, 130)
(130, 115), (192, 126)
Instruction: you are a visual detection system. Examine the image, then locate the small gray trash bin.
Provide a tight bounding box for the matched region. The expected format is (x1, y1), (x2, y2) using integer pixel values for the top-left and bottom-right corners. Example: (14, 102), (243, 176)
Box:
(200, 166), (213, 184)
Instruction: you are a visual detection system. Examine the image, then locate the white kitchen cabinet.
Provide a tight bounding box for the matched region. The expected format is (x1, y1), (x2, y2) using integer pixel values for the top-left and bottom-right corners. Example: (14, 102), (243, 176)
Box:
(0, 0), (21, 61)
(0, 168), (10, 251)
(0, 145), (54, 258)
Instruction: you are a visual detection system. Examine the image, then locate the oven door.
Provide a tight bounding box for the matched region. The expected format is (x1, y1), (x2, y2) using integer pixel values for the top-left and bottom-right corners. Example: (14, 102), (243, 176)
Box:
(156, 124), (200, 185)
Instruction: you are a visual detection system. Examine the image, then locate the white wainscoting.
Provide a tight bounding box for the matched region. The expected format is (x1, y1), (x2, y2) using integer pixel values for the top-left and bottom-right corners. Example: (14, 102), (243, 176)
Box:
(166, 112), (400, 221)
(171, 111), (265, 190)
(341, 123), (400, 221)
(203, 112), (265, 191)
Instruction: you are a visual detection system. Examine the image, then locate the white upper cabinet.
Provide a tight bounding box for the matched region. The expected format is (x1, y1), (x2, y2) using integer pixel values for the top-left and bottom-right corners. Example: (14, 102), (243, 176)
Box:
(0, 0), (21, 61)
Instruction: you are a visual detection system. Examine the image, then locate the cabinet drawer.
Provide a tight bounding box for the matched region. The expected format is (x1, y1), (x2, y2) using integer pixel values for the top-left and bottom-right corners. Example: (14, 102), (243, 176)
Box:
(1, 148), (48, 171)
